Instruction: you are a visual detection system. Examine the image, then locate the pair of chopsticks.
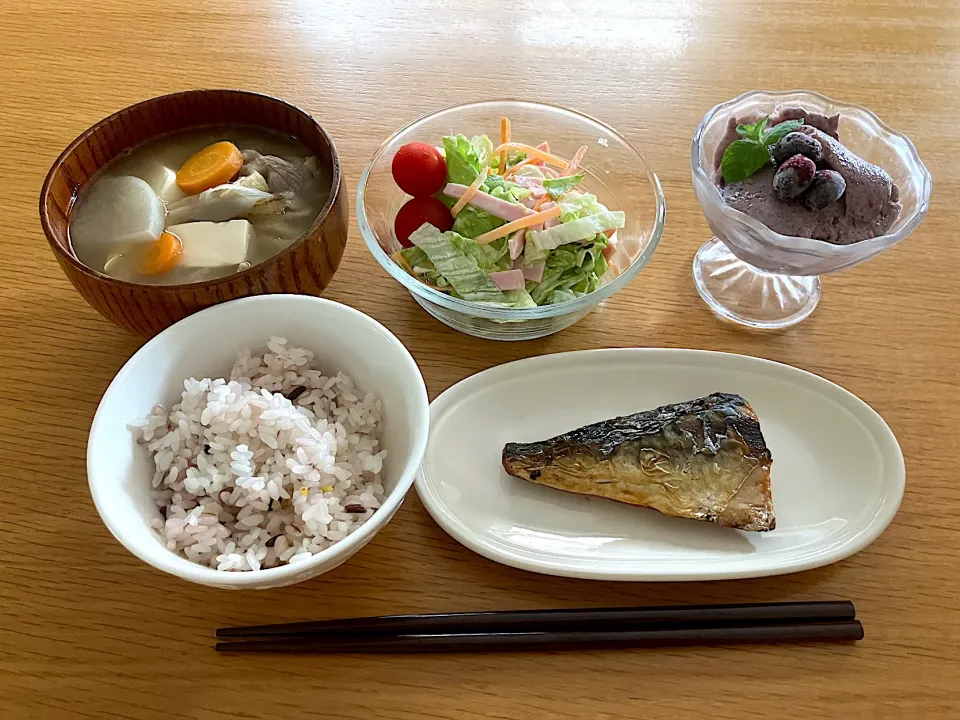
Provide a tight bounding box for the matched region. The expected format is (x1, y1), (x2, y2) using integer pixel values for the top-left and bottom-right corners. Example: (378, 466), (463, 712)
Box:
(215, 601), (863, 654)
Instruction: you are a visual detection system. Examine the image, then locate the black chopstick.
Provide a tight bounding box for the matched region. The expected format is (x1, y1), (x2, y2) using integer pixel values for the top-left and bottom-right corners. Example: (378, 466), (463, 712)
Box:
(215, 620), (864, 654)
(216, 601), (855, 639)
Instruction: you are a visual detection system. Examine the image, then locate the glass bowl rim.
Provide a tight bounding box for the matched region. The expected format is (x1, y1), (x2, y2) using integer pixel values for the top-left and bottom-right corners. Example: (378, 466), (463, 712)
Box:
(356, 99), (666, 321)
(690, 89), (933, 255)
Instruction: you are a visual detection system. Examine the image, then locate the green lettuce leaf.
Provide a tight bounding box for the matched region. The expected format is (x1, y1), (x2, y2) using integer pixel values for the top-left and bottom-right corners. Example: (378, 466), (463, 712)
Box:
(435, 192), (458, 209)
(528, 238), (610, 305)
(504, 289), (537, 308)
(528, 211), (625, 251)
(558, 191), (608, 223)
(483, 174), (532, 203)
(452, 205), (504, 239)
(474, 288), (538, 309)
(471, 135), (494, 168)
(529, 246), (578, 303)
(398, 245), (430, 269)
(448, 233), (510, 272)
(409, 224), (505, 303)
(522, 241), (549, 266)
(547, 288), (577, 304)
(397, 246), (450, 287)
(442, 135), (482, 185)
(541, 173), (584, 199)
(441, 134), (495, 185)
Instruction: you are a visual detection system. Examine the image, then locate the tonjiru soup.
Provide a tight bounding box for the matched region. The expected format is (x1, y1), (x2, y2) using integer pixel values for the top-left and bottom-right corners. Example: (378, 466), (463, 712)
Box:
(68, 126), (331, 284)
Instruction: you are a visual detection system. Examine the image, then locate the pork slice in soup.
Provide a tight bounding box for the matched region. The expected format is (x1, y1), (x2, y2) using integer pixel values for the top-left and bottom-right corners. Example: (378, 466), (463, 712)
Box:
(68, 126), (330, 284)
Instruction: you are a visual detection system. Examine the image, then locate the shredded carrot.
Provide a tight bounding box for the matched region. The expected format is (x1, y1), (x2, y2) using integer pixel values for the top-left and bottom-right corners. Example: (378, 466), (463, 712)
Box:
(475, 205), (563, 245)
(450, 168), (489, 218)
(533, 195), (552, 211)
(499, 117), (512, 172)
(562, 145), (588, 176)
(503, 156), (537, 179)
(491, 142), (568, 169)
(391, 250), (414, 273)
(140, 231), (183, 275)
(176, 141), (243, 194)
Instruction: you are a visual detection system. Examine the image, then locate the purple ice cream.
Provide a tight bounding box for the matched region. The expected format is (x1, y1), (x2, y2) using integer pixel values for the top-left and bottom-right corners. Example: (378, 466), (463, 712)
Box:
(714, 107), (901, 244)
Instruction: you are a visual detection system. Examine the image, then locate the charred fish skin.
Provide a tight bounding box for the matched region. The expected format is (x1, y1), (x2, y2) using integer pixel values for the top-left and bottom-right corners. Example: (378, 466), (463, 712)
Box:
(501, 393), (775, 532)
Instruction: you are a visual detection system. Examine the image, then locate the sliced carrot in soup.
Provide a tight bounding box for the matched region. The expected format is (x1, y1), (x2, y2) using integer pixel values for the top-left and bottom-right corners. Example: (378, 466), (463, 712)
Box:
(176, 141), (244, 194)
(140, 231), (183, 275)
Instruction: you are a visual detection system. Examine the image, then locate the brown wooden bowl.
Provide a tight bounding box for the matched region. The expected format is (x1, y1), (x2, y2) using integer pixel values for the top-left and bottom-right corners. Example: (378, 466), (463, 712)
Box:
(39, 89), (348, 336)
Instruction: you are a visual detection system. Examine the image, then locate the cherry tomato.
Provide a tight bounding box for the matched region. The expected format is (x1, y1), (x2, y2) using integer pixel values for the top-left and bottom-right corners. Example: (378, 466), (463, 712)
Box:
(394, 196), (453, 248)
(392, 142), (446, 197)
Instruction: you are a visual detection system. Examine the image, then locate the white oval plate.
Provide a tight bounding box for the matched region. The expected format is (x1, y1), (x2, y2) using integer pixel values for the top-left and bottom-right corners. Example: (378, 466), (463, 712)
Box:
(416, 349), (904, 581)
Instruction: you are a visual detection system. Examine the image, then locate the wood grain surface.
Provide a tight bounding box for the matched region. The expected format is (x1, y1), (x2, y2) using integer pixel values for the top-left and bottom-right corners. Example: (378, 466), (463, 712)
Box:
(1, 0), (958, 717)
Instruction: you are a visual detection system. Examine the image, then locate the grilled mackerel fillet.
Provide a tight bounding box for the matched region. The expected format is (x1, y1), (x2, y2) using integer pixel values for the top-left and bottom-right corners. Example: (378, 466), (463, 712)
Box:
(501, 393), (775, 531)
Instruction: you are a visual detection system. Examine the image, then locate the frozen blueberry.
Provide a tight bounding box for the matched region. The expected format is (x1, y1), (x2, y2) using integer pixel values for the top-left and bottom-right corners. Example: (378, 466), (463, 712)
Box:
(773, 154), (817, 202)
(802, 170), (846, 210)
(770, 131), (823, 166)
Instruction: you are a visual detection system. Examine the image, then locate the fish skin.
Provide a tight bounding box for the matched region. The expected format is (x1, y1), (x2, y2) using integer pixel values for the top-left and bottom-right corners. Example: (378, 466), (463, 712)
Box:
(501, 393), (775, 532)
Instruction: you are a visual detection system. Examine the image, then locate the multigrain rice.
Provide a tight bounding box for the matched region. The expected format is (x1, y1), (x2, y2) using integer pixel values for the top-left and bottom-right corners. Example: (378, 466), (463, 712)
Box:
(129, 337), (386, 571)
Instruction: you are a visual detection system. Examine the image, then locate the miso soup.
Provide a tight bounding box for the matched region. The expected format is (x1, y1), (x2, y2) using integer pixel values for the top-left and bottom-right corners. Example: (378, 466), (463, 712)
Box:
(68, 126), (330, 284)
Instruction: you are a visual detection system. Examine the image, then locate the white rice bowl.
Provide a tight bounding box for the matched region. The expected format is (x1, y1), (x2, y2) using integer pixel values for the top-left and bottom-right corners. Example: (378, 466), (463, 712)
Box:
(88, 295), (429, 590)
(130, 337), (387, 572)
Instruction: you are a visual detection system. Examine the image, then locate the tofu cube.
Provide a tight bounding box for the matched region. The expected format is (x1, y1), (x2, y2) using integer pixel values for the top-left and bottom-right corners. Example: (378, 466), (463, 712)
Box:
(166, 220), (253, 269)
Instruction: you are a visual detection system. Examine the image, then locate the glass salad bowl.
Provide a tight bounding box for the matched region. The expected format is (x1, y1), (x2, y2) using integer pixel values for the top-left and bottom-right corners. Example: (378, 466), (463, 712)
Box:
(357, 100), (665, 341)
(691, 90), (932, 329)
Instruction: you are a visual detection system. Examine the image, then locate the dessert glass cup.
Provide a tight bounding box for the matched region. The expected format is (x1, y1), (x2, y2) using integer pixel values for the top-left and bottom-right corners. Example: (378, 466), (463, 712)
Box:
(690, 90), (931, 329)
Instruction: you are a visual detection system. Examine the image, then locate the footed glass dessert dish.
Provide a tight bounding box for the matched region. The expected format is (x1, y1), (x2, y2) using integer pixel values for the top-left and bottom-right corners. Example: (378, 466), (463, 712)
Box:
(690, 90), (931, 329)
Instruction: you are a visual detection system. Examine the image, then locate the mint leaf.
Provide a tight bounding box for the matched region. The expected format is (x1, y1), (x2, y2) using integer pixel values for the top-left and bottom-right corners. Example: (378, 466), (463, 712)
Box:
(722, 117), (808, 183)
(721, 139), (772, 183)
(762, 119), (804, 146)
(735, 116), (769, 143)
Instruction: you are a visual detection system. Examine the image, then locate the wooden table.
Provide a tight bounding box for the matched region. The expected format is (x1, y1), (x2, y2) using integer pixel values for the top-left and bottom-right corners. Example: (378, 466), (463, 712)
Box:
(2, 0), (958, 716)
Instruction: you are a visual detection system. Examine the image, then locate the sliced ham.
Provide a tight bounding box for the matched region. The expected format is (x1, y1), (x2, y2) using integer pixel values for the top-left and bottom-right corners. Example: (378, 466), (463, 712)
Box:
(545, 216), (561, 228)
(528, 200), (556, 232)
(521, 195), (537, 209)
(475, 205), (563, 245)
(488, 269), (526, 291)
(532, 141), (550, 167)
(508, 229), (526, 260)
(543, 167), (560, 178)
(562, 145), (588, 176)
(444, 183), (532, 222)
(449, 169), (489, 218)
(522, 262), (545, 283)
